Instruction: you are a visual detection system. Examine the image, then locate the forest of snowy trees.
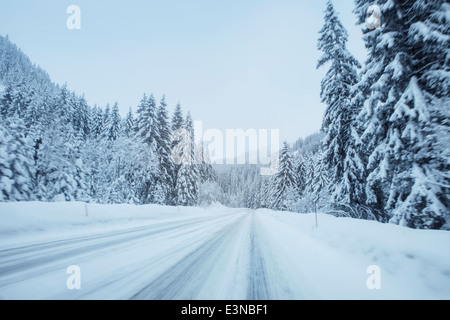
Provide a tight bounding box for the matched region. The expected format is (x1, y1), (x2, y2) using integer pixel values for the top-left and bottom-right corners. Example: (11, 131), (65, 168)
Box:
(217, 1), (449, 230)
(0, 0), (449, 230)
(0, 35), (217, 207)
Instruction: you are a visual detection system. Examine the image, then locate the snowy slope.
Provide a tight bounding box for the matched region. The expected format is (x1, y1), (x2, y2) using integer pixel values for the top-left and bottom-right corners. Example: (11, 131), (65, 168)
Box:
(0, 202), (449, 300)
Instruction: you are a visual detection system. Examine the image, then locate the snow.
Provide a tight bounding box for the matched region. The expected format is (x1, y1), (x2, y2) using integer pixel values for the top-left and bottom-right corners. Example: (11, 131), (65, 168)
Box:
(0, 202), (223, 246)
(0, 202), (449, 300)
(265, 210), (450, 299)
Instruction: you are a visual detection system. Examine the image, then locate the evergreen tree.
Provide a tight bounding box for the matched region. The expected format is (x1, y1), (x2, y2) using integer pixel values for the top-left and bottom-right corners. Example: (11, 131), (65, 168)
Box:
(171, 103), (185, 200)
(175, 112), (199, 205)
(354, 0), (449, 228)
(35, 127), (79, 202)
(72, 96), (90, 138)
(317, 0), (360, 196)
(156, 96), (174, 204)
(185, 111), (195, 162)
(171, 103), (184, 134)
(23, 89), (43, 131)
(310, 149), (329, 207)
(0, 119), (33, 201)
(102, 104), (111, 139)
(107, 102), (121, 141)
(90, 106), (104, 140)
(136, 94), (159, 146)
(334, 126), (367, 207)
(271, 142), (298, 211)
(176, 164), (198, 206)
(124, 107), (134, 138)
(294, 154), (307, 196)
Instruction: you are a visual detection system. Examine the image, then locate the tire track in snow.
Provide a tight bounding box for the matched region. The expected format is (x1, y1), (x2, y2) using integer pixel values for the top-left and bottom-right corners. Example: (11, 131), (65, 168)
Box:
(0, 214), (237, 284)
(130, 214), (249, 300)
(247, 212), (270, 300)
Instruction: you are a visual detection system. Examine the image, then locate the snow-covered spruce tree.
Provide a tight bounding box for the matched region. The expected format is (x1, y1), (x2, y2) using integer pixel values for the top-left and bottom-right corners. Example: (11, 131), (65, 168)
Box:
(354, 0), (449, 228)
(260, 176), (272, 209)
(294, 154), (306, 196)
(89, 106), (104, 140)
(271, 142), (298, 211)
(171, 103), (184, 177)
(402, 1), (450, 229)
(155, 96), (174, 205)
(176, 163), (198, 206)
(386, 0), (449, 228)
(0, 119), (33, 201)
(317, 0), (361, 200)
(0, 80), (32, 119)
(35, 126), (79, 202)
(301, 151), (319, 197)
(57, 85), (78, 128)
(136, 94), (159, 146)
(106, 102), (121, 141)
(67, 130), (87, 201)
(185, 112), (195, 162)
(71, 96), (90, 138)
(171, 103), (184, 145)
(123, 107), (134, 138)
(23, 88), (43, 131)
(134, 94), (163, 204)
(101, 103), (111, 139)
(310, 149), (329, 207)
(195, 142), (217, 183)
(174, 113), (199, 207)
(334, 126), (368, 211)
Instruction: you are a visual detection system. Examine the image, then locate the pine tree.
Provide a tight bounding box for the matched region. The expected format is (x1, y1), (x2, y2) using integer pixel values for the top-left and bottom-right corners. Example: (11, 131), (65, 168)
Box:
(303, 152), (316, 194)
(317, 0), (360, 197)
(171, 103), (185, 201)
(271, 142), (298, 211)
(107, 102), (121, 141)
(334, 126), (367, 206)
(309, 150), (330, 210)
(171, 103), (184, 134)
(175, 112), (199, 205)
(0, 119), (33, 201)
(72, 96), (90, 138)
(69, 130), (87, 201)
(23, 89), (43, 131)
(176, 164), (198, 206)
(156, 96), (174, 205)
(294, 154), (306, 196)
(136, 94), (159, 146)
(124, 107), (134, 138)
(0, 83), (14, 117)
(0, 80), (32, 119)
(58, 84), (75, 126)
(354, 0), (449, 228)
(195, 142), (217, 183)
(35, 127), (78, 202)
(185, 111), (195, 162)
(102, 104), (111, 139)
(402, 1), (449, 229)
(89, 106), (103, 140)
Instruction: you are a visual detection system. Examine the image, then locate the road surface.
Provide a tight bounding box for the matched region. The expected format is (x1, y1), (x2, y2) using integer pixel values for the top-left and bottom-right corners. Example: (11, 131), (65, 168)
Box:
(1, 204), (449, 300)
(0, 210), (323, 299)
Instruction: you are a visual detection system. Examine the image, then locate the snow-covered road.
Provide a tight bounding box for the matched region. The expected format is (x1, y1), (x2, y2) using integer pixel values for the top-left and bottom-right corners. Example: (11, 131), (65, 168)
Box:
(0, 211), (308, 299)
(0, 203), (449, 300)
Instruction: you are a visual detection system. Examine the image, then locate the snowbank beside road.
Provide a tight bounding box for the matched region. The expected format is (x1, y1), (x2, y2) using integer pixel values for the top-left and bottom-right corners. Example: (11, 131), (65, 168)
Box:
(257, 209), (450, 299)
(0, 202), (228, 245)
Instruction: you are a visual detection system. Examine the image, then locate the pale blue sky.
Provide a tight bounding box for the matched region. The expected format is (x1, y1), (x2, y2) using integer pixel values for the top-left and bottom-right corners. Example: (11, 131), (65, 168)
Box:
(0, 0), (366, 143)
